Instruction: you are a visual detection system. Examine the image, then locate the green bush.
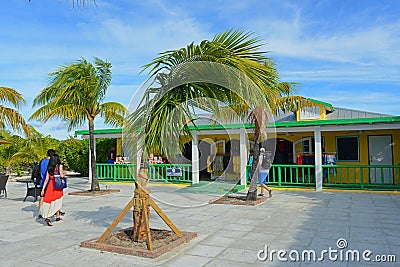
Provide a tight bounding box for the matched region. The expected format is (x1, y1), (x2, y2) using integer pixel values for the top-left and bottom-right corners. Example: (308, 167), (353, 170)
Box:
(58, 137), (117, 177)
(58, 138), (89, 176)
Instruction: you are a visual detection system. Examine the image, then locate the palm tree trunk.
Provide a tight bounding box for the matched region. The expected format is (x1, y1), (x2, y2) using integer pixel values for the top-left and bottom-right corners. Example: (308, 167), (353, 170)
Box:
(132, 168), (150, 242)
(246, 132), (260, 201)
(88, 119), (100, 191)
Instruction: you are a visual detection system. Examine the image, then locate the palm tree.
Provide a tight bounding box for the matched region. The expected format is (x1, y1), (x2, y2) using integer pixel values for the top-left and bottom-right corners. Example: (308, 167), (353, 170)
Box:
(30, 57), (127, 191)
(138, 30), (291, 154)
(121, 30), (296, 243)
(0, 86), (30, 135)
(10, 128), (60, 164)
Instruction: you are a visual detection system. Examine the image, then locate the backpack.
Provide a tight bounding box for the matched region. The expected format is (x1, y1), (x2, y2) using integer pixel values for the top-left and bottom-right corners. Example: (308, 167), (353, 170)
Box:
(260, 152), (273, 169)
(31, 160), (43, 186)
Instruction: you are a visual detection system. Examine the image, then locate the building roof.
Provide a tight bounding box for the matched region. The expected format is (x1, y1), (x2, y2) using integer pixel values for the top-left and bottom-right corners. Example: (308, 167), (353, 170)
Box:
(74, 97), (400, 136)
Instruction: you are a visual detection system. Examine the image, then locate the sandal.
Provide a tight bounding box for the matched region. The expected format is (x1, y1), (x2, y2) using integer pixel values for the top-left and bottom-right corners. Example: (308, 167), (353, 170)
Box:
(45, 218), (53, 226)
(268, 189), (272, 198)
(258, 193), (264, 197)
(56, 217), (62, 221)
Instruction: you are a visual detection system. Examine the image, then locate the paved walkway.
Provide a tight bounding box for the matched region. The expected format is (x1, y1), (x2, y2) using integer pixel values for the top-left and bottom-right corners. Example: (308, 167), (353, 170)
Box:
(0, 177), (399, 266)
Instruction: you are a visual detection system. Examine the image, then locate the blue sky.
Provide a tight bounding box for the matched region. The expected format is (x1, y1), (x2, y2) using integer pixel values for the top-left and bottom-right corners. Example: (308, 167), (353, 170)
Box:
(1, 0), (400, 139)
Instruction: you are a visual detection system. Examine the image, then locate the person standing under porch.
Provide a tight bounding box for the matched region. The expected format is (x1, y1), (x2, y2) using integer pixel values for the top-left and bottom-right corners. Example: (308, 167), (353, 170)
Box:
(258, 148), (272, 197)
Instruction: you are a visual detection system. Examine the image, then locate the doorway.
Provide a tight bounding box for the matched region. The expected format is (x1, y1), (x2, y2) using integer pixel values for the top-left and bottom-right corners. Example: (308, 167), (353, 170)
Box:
(368, 135), (393, 184)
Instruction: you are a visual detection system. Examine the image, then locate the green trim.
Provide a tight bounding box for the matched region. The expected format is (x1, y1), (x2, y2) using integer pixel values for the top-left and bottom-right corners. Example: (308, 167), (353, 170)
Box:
(75, 116), (400, 136)
(75, 128), (123, 135)
(274, 116), (400, 128)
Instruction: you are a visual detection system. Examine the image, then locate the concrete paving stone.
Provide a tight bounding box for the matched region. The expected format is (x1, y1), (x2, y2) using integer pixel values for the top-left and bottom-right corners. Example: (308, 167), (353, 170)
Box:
(221, 222), (255, 231)
(229, 238), (279, 252)
(199, 235), (236, 247)
(204, 258), (251, 267)
(313, 231), (350, 242)
(384, 237), (400, 246)
(185, 244), (226, 258)
(388, 245), (400, 261)
(351, 234), (387, 245)
(163, 254), (212, 267)
(240, 232), (280, 242)
(216, 247), (258, 263)
(254, 259), (302, 266)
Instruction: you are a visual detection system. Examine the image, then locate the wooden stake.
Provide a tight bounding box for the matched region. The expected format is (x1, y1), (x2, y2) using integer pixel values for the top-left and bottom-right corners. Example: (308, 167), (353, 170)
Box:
(142, 198), (153, 250)
(97, 197), (134, 243)
(148, 198), (183, 237)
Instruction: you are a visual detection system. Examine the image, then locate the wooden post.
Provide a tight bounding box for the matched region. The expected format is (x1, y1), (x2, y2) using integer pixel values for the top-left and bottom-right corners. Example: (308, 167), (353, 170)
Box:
(96, 167), (183, 250)
(97, 197), (134, 243)
(142, 198), (153, 250)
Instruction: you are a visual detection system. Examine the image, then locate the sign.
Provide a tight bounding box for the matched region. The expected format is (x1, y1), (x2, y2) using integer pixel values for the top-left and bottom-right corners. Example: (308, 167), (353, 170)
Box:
(166, 167), (182, 177)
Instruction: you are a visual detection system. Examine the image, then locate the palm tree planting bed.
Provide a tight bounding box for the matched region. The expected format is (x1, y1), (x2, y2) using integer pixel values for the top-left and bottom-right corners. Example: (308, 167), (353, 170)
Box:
(211, 194), (267, 205)
(81, 228), (197, 258)
(68, 189), (120, 196)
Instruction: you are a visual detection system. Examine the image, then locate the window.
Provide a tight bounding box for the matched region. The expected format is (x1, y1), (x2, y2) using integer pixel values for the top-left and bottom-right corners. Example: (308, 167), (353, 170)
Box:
(336, 136), (359, 161)
(302, 137), (325, 153)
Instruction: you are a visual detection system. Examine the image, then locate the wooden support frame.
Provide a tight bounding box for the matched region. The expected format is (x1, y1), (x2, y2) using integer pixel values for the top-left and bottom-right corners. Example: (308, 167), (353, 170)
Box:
(96, 182), (182, 250)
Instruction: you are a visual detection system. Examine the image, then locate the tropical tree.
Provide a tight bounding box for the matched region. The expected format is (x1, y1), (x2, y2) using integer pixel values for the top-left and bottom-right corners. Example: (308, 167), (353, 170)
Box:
(10, 128), (60, 165)
(0, 86), (30, 135)
(30, 57), (127, 191)
(138, 30), (291, 154)
(120, 30), (296, 243)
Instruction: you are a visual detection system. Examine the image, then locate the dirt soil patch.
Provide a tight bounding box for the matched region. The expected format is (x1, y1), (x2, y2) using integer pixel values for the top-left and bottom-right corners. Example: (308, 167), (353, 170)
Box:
(68, 189), (120, 196)
(81, 228), (197, 258)
(211, 194), (267, 205)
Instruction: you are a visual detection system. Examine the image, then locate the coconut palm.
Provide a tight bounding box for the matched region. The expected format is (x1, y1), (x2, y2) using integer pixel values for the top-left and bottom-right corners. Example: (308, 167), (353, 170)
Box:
(120, 30), (296, 243)
(0, 86), (30, 135)
(138, 30), (291, 154)
(30, 57), (127, 191)
(10, 128), (59, 164)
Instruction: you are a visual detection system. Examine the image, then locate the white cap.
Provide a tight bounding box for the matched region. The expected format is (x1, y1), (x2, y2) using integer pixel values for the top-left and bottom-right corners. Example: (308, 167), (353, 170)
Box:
(260, 148), (265, 152)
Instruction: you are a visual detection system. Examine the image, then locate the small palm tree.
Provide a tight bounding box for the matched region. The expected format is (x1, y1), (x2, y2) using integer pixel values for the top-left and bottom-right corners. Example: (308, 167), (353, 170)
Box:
(11, 128), (60, 164)
(0, 86), (30, 135)
(30, 57), (127, 191)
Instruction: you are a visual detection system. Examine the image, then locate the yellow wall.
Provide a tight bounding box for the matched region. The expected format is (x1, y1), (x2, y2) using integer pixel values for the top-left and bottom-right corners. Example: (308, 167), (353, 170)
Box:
(280, 129), (400, 184)
(296, 104), (326, 121)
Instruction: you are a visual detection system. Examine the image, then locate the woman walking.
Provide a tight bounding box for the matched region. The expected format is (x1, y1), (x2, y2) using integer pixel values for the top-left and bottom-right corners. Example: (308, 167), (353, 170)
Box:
(40, 154), (65, 226)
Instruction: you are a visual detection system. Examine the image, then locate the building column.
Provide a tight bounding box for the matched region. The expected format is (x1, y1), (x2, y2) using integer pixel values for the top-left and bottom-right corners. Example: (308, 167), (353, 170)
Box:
(240, 129), (248, 186)
(88, 138), (97, 185)
(314, 127), (322, 192)
(192, 132), (199, 184)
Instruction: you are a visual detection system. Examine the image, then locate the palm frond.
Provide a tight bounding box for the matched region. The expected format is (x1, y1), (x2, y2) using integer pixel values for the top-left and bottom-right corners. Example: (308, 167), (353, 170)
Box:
(0, 87), (26, 108)
(0, 105), (31, 136)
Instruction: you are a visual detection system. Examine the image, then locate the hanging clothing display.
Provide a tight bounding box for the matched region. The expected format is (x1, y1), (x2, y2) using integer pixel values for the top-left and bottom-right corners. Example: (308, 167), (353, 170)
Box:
(323, 153), (337, 178)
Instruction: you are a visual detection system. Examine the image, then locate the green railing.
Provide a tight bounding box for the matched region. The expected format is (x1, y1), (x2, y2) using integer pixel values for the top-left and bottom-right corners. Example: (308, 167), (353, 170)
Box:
(148, 164), (192, 183)
(97, 163), (192, 183)
(97, 163), (400, 190)
(246, 164), (316, 188)
(246, 164), (400, 190)
(96, 163), (136, 182)
(322, 165), (400, 190)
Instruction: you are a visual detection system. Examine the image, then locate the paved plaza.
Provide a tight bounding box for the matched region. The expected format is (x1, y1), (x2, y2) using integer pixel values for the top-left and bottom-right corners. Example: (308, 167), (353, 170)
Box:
(0, 177), (399, 266)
